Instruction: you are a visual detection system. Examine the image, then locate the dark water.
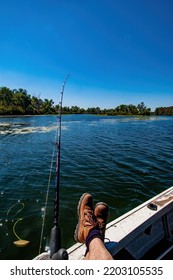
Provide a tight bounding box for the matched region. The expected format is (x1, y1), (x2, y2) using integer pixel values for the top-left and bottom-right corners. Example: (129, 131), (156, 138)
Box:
(0, 114), (173, 259)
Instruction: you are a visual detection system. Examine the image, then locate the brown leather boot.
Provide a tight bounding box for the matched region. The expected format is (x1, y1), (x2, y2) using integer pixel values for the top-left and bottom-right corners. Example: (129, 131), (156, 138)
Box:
(74, 193), (98, 243)
(94, 202), (109, 238)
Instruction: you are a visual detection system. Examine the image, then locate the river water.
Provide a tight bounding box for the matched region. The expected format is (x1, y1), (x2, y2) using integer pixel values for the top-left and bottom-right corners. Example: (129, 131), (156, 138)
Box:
(0, 114), (173, 259)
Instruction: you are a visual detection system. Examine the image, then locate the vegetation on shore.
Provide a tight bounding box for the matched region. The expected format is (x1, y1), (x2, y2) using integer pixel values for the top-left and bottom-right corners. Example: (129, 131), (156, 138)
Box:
(0, 86), (172, 116)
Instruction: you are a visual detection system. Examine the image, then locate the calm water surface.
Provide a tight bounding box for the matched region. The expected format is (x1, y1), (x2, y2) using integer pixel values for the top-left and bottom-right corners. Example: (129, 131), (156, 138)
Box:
(0, 114), (173, 259)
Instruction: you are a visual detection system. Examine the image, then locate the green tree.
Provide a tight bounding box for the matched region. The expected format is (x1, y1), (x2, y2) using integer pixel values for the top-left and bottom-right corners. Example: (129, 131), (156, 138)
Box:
(128, 104), (138, 115)
(155, 106), (173, 116)
(0, 87), (13, 114)
(41, 99), (54, 114)
(31, 96), (43, 114)
(12, 88), (31, 114)
(116, 104), (128, 115)
(62, 106), (70, 114)
(71, 105), (81, 114)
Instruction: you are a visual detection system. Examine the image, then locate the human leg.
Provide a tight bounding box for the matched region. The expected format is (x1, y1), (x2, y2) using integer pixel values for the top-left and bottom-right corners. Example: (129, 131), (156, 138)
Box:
(74, 193), (113, 260)
(85, 237), (113, 260)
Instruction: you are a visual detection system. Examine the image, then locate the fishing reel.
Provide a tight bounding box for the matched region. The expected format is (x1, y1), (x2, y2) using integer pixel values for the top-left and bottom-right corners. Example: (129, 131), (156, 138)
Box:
(51, 248), (68, 260)
(49, 225), (69, 260)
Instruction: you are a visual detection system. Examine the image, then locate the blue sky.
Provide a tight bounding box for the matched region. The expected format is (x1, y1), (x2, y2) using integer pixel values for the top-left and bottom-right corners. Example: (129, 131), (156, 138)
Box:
(0, 0), (173, 111)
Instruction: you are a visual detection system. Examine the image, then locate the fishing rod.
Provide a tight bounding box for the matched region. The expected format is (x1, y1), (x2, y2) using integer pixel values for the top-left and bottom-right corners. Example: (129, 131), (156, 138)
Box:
(49, 75), (70, 259)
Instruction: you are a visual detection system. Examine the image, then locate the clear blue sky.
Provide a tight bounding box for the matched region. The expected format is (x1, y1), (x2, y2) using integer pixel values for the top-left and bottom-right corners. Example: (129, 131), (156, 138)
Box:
(0, 0), (173, 110)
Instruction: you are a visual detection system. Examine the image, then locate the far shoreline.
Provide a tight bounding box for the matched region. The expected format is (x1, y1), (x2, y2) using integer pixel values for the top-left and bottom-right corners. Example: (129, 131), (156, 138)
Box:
(1, 113), (172, 118)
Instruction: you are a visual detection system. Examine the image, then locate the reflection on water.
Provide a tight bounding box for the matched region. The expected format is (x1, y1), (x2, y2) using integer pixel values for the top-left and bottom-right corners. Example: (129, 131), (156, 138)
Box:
(0, 115), (173, 259)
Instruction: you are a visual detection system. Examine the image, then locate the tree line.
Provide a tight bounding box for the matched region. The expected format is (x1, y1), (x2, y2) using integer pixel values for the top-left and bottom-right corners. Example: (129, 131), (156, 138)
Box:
(0, 86), (172, 116)
(154, 106), (173, 116)
(0, 87), (55, 115)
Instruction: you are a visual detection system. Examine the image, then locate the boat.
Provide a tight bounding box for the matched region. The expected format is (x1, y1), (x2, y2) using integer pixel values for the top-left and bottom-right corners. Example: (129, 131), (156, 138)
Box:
(35, 186), (173, 260)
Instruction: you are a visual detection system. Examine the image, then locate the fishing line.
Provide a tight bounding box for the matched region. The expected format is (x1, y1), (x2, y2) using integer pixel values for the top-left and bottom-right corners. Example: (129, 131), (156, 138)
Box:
(7, 201), (25, 216)
(12, 218), (30, 247)
(7, 201), (30, 247)
(13, 219), (23, 240)
(38, 127), (58, 254)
